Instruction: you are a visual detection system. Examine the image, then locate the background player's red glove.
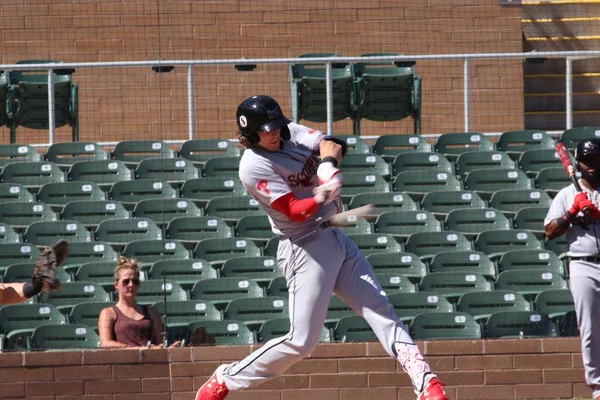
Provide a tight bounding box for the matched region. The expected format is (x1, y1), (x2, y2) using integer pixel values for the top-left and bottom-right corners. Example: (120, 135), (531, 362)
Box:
(568, 192), (600, 218)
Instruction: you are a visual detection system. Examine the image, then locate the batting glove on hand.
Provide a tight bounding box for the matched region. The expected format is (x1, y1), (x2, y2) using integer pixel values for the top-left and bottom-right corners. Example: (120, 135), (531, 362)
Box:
(569, 192), (600, 218)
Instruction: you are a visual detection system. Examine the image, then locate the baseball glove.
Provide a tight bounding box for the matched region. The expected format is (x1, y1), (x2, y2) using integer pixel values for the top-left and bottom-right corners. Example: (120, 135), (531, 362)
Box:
(33, 239), (69, 292)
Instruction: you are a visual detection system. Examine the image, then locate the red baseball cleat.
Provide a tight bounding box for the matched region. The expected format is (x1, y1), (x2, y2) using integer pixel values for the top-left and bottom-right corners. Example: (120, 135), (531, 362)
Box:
(417, 378), (448, 400)
(195, 365), (229, 400)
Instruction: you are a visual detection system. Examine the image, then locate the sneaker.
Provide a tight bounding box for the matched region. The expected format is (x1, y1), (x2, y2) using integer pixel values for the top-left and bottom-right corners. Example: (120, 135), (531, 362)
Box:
(195, 364), (229, 400)
(417, 378), (448, 400)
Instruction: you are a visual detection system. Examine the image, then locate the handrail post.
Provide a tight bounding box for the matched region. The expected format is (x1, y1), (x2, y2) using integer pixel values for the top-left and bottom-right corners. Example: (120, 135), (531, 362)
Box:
(326, 62), (333, 135)
(566, 57), (573, 130)
(47, 69), (55, 145)
(188, 64), (196, 140)
(464, 58), (470, 132)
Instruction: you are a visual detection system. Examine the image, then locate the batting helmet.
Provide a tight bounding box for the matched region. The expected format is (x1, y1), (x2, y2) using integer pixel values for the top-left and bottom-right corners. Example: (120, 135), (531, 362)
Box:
(236, 95), (291, 146)
(575, 138), (600, 169)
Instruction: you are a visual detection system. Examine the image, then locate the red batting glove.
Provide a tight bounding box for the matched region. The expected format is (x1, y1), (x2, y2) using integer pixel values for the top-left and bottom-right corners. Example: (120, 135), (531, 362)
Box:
(568, 192), (600, 218)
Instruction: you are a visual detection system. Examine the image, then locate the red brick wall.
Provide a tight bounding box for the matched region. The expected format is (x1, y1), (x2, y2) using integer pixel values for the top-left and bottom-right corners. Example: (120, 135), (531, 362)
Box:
(0, 1), (523, 144)
(0, 338), (589, 400)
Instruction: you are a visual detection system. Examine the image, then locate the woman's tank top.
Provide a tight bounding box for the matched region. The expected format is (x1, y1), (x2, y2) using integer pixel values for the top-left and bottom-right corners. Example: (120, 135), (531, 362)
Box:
(112, 305), (157, 346)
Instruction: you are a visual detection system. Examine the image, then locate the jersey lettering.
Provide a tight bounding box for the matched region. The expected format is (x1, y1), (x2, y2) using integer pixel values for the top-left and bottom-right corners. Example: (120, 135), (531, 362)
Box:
(257, 180), (271, 195)
(287, 156), (318, 188)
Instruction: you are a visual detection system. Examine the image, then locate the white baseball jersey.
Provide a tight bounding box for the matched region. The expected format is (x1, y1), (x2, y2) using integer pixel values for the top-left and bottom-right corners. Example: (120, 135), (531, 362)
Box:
(544, 183), (600, 256)
(238, 122), (343, 238)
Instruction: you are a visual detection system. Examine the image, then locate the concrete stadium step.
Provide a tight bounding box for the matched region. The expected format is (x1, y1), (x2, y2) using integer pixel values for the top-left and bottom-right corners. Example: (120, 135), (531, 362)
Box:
(522, 2), (600, 21)
(522, 17), (600, 38)
(524, 73), (600, 93)
(525, 92), (600, 111)
(523, 58), (600, 75)
(525, 110), (600, 130)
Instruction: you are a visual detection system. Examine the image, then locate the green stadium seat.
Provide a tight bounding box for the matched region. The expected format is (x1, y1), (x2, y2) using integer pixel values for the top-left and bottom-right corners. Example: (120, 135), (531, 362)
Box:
(23, 220), (91, 246)
(340, 172), (390, 202)
(434, 132), (494, 161)
(204, 195), (265, 222)
(1, 161), (64, 189)
(0, 243), (40, 270)
(266, 276), (288, 298)
(325, 295), (354, 327)
(235, 215), (275, 244)
(178, 139), (241, 167)
(0, 201), (57, 230)
(374, 210), (441, 241)
(456, 290), (530, 323)
(45, 142), (108, 168)
(545, 237), (568, 259)
(410, 312), (481, 340)
(444, 207), (512, 239)
(0, 223), (20, 244)
(258, 318), (331, 343)
(73, 261), (119, 293)
(264, 237), (279, 257)
(0, 183), (34, 203)
(0, 144), (41, 167)
(463, 168), (532, 200)
(366, 252), (427, 283)
(339, 154), (391, 179)
(517, 149), (561, 178)
(190, 278), (264, 309)
(388, 292), (454, 323)
(484, 311), (557, 338)
(220, 256), (279, 286)
(392, 170), (462, 201)
(59, 200), (129, 229)
(496, 130), (556, 160)
(186, 320), (255, 345)
(126, 280), (188, 305)
(454, 151), (515, 177)
(337, 218), (373, 236)
(559, 126), (600, 151)
(488, 189), (553, 218)
(108, 179), (178, 208)
(68, 160), (132, 190)
(31, 323), (100, 350)
(348, 191), (418, 217)
(94, 217), (162, 246)
(147, 259), (217, 291)
(428, 251), (496, 279)
(561, 310), (579, 337)
(121, 239), (190, 265)
(345, 233), (403, 257)
(420, 190), (487, 221)
(512, 206), (549, 236)
(201, 156), (242, 178)
(37, 181), (105, 211)
(374, 272), (416, 294)
(132, 198), (203, 227)
(165, 216), (233, 247)
(534, 289), (574, 319)
(333, 135), (371, 155)
(333, 315), (378, 342)
(179, 177), (247, 207)
(60, 241), (119, 270)
(0, 303), (66, 350)
(192, 237), (262, 266)
(497, 249), (565, 277)
(373, 135), (431, 163)
(69, 301), (116, 330)
(534, 167), (570, 197)
(3, 262), (72, 284)
(419, 272), (492, 303)
(43, 282), (111, 314)
(111, 140), (175, 167)
(153, 300), (221, 326)
(474, 229), (543, 260)
(404, 231), (473, 261)
(495, 270), (569, 301)
(391, 152), (454, 175)
(0, 72), (10, 137)
(134, 157), (199, 185)
(224, 297), (288, 330)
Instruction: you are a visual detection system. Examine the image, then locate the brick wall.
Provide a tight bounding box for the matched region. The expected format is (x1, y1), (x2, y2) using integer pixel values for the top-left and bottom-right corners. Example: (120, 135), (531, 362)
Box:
(0, 338), (589, 400)
(0, 1), (523, 144)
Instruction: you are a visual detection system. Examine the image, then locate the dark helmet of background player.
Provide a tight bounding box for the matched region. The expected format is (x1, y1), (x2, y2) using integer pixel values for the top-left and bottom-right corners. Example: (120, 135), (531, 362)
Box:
(236, 95), (291, 146)
(575, 138), (600, 180)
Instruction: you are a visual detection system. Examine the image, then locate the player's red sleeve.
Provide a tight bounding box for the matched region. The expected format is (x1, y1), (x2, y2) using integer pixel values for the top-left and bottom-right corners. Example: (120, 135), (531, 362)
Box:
(270, 192), (320, 222)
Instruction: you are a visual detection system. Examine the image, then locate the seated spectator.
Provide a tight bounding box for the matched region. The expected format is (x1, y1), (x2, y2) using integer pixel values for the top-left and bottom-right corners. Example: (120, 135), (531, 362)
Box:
(98, 256), (181, 349)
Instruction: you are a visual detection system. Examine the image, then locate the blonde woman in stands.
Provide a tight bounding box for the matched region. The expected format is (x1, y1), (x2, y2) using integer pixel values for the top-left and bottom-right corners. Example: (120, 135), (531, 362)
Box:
(98, 256), (181, 349)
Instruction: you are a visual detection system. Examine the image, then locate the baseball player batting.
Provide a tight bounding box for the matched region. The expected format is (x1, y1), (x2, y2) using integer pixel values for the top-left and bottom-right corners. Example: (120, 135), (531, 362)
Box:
(545, 138), (600, 399)
(195, 95), (448, 400)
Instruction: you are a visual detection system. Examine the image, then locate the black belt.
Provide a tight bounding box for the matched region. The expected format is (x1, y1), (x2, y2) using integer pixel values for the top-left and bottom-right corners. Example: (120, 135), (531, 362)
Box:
(570, 256), (600, 263)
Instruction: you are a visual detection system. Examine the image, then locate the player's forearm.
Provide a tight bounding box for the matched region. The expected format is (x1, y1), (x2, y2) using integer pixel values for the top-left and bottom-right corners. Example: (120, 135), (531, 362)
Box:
(271, 193), (320, 222)
(545, 215), (571, 239)
(0, 283), (29, 304)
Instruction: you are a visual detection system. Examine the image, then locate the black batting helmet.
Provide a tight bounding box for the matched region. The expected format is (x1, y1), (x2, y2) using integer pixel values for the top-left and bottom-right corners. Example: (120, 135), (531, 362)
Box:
(236, 95), (291, 146)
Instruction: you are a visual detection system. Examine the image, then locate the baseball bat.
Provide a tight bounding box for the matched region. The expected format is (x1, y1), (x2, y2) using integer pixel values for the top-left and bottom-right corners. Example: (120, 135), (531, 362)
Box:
(556, 142), (591, 215)
(326, 204), (375, 227)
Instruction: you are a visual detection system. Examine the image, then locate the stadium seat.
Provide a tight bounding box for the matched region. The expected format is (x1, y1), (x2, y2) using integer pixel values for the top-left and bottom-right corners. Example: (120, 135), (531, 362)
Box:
(179, 177), (247, 207)
(534, 289), (574, 319)
(165, 216), (233, 247)
(0, 144), (41, 167)
(127, 279), (188, 305)
(264, 237), (279, 257)
(325, 295), (355, 327)
(3, 262), (72, 284)
(348, 191), (418, 217)
(0, 183), (34, 203)
(559, 126), (600, 151)
(534, 167), (570, 197)
(266, 276), (288, 298)
(121, 239), (190, 265)
(186, 320), (255, 345)
(410, 312), (481, 340)
(340, 172), (391, 202)
(374, 210), (441, 241)
(73, 261), (120, 293)
(463, 168), (532, 200)
(420, 190), (487, 221)
(428, 251), (496, 279)
(23, 220), (92, 246)
(132, 198), (203, 227)
(483, 311), (557, 338)
(108, 179), (178, 207)
(454, 151), (515, 177)
(333, 315), (378, 342)
(37, 181), (105, 210)
(496, 129), (556, 160)
(69, 301), (116, 330)
(0, 72), (7, 134)
(474, 229), (543, 260)
(0, 201), (57, 230)
(235, 215), (276, 244)
(388, 292), (454, 322)
(561, 310), (579, 337)
(134, 157), (199, 185)
(152, 300), (221, 325)
(0, 223), (20, 244)
(391, 152), (454, 175)
(334, 135), (371, 155)
(374, 272), (417, 294)
(178, 138), (241, 166)
(68, 160), (132, 190)
(345, 233), (403, 257)
(220, 256), (280, 286)
(204, 195), (265, 222)
(419, 272), (492, 302)
(434, 132), (494, 161)
(444, 207), (512, 239)
(0, 303), (66, 350)
(517, 149), (561, 178)
(1, 161), (64, 189)
(190, 278), (264, 309)
(497, 249), (565, 277)
(60, 241), (119, 270)
(337, 218), (373, 236)
(30, 323), (100, 350)
(456, 290), (530, 323)
(43, 282), (111, 314)
(192, 237), (262, 266)
(94, 217), (162, 246)
(339, 153), (391, 180)
(404, 231), (473, 261)
(512, 206), (549, 236)
(147, 259), (217, 291)
(488, 189), (552, 218)
(257, 318), (331, 343)
(0, 243), (40, 269)
(372, 135), (431, 162)
(201, 156), (242, 178)
(392, 170), (462, 201)
(60, 200), (129, 229)
(545, 236), (568, 259)
(224, 297), (288, 330)
(495, 270), (569, 301)
(111, 140), (175, 167)
(45, 142), (108, 168)
(366, 252), (427, 283)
